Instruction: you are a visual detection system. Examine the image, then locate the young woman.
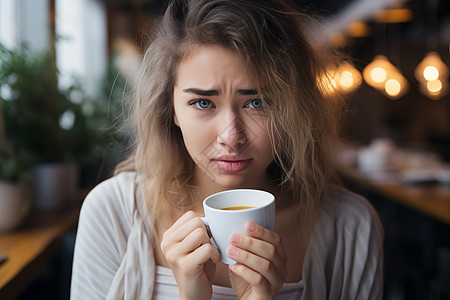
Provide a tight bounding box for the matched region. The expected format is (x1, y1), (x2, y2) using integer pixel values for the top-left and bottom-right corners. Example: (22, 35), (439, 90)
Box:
(71, 0), (383, 299)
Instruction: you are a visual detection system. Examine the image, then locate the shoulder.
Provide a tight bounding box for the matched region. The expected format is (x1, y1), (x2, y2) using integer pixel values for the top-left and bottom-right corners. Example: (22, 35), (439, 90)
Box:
(302, 185), (384, 298)
(72, 172), (155, 299)
(314, 184), (384, 247)
(308, 184), (384, 264)
(320, 184), (382, 230)
(85, 171), (137, 202)
(79, 171), (138, 231)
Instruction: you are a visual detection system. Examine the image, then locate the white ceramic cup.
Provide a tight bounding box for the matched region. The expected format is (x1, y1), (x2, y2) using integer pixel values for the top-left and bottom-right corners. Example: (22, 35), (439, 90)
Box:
(201, 189), (275, 265)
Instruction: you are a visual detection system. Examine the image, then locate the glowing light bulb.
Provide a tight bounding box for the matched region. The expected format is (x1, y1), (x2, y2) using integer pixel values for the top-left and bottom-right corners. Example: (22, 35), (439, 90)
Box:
(339, 70), (354, 88)
(415, 52), (449, 83)
(419, 80), (448, 100)
(371, 67), (387, 83)
(363, 55), (396, 90)
(381, 69), (409, 100)
(415, 51), (449, 100)
(374, 8), (414, 23)
(318, 61), (361, 96)
(427, 79), (442, 93)
(423, 66), (439, 81)
(318, 71), (337, 96)
(385, 79), (401, 97)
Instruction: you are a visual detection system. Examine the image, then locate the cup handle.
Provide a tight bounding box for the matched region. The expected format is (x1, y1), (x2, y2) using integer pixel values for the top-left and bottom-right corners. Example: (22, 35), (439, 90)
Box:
(200, 217), (218, 250)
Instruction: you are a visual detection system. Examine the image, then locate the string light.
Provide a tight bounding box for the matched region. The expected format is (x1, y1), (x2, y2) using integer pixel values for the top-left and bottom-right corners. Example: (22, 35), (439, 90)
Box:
(363, 55), (395, 89)
(318, 69), (338, 96)
(318, 61), (362, 96)
(383, 70), (409, 100)
(415, 52), (448, 83)
(347, 21), (371, 38)
(418, 78), (448, 100)
(373, 8), (414, 23)
(363, 55), (409, 100)
(415, 51), (449, 100)
(427, 79), (442, 93)
(336, 61), (362, 93)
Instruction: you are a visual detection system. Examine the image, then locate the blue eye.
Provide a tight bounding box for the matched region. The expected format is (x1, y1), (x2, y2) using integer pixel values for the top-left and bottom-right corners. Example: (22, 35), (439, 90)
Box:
(246, 99), (263, 109)
(191, 99), (215, 109)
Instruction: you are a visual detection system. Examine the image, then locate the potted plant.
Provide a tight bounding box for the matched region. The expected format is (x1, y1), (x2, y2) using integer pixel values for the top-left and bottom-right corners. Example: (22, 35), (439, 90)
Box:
(0, 43), (79, 212)
(1, 42), (129, 212)
(0, 101), (31, 231)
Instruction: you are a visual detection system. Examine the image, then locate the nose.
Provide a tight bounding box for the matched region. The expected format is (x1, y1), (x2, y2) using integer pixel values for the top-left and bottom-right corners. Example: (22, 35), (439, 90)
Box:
(216, 114), (248, 151)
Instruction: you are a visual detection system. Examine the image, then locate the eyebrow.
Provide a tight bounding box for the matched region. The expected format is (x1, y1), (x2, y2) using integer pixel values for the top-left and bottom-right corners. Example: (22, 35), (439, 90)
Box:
(237, 89), (258, 95)
(182, 88), (218, 96)
(182, 88), (258, 96)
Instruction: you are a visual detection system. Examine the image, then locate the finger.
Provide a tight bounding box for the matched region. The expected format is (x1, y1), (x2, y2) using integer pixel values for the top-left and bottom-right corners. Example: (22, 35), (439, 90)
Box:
(164, 211), (202, 237)
(163, 213), (205, 244)
(245, 222), (287, 262)
(228, 261), (283, 297)
(226, 245), (284, 289)
(178, 227), (211, 255)
(230, 233), (279, 261)
(229, 233), (286, 277)
(229, 262), (268, 287)
(189, 243), (221, 266)
(231, 222), (288, 276)
(163, 227), (217, 267)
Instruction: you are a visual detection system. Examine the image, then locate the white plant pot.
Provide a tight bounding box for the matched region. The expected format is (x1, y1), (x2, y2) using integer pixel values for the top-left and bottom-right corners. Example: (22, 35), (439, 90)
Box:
(31, 162), (79, 211)
(0, 181), (27, 233)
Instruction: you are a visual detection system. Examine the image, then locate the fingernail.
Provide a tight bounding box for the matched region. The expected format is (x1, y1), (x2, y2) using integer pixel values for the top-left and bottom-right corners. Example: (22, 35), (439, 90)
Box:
(227, 246), (239, 258)
(246, 222), (257, 233)
(230, 234), (242, 244)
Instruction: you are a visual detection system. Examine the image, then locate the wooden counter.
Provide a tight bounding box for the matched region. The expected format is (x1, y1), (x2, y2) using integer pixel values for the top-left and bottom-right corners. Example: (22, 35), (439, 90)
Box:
(337, 164), (450, 226)
(0, 208), (80, 300)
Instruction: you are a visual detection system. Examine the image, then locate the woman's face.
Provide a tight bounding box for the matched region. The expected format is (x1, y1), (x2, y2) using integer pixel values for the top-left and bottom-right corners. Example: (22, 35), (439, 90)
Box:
(173, 45), (274, 190)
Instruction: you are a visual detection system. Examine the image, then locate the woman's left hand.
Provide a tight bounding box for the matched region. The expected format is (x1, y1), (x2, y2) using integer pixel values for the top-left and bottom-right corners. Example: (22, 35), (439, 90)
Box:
(227, 222), (288, 300)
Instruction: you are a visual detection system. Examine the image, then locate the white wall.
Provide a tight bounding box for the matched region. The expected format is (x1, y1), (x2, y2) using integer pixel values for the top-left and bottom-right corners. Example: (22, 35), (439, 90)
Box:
(0, 0), (107, 98)
(0, 0), (50, 51)
(55, 0), (107, 98)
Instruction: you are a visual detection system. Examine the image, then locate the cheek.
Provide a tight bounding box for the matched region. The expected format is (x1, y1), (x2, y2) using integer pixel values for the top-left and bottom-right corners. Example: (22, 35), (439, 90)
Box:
(260, 135), (274, 160)
(179, 122), (215, 157)
(253, 125), (274, 161)
(249, 118), (272, 145)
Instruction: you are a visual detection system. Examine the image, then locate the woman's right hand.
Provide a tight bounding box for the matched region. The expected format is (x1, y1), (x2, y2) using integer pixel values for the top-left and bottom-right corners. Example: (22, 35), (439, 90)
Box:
(160, 211), (221, 300)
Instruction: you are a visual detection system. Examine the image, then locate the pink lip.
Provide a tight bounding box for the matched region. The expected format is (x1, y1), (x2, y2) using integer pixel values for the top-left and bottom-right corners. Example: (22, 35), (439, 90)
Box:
(212, 156), (253, 173)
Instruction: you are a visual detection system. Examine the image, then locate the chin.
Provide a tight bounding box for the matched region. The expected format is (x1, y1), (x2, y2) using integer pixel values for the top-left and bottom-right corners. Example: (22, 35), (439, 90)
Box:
(209, 173), (260, 190)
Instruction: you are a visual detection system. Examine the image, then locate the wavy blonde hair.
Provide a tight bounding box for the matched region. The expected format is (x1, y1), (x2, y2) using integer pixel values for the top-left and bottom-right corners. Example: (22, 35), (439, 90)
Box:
(116, 0), (344, 232)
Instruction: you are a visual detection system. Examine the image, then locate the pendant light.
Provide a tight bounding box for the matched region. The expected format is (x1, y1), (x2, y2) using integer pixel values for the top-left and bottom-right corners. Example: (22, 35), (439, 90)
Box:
(418, 78), (448, 100)
(363, 55), (395, 89)
(363, 10), (410, 100)
(415, 52), (449, 82)
(318, 61), (362, 96)
(414, 54), (449, 101)
(414, 0), (449, 100)
(335, 61), (362, 94)
(383, 68), (409, 99)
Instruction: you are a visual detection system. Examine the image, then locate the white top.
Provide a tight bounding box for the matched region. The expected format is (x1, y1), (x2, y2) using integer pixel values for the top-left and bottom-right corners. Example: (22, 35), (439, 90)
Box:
(71, 172), (384, 299)
(153, 265), (302, 299)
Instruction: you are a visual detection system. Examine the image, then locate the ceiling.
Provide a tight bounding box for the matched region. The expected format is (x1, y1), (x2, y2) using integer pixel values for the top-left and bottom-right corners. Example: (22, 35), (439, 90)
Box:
(298, 0), (450, 44)
(106, 0), (450, 50)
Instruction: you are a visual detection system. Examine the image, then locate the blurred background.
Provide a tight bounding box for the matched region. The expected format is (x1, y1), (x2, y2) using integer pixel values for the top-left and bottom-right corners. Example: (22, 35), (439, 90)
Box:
(0, 0), (449, 299)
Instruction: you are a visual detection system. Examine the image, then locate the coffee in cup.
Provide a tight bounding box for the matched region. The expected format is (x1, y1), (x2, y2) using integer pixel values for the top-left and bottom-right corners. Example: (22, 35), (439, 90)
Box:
(201, 189), (275, 264)
(221, 205), (257, 210)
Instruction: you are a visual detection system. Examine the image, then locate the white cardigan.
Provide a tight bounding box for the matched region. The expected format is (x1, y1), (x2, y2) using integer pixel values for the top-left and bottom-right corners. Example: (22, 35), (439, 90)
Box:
(70, 172), (384, 299)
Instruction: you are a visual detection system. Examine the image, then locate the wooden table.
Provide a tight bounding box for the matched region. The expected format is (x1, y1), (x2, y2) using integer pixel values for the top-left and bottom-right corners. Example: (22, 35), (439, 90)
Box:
(337, 164), (450, 226)
(0, 208), (80, 300)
